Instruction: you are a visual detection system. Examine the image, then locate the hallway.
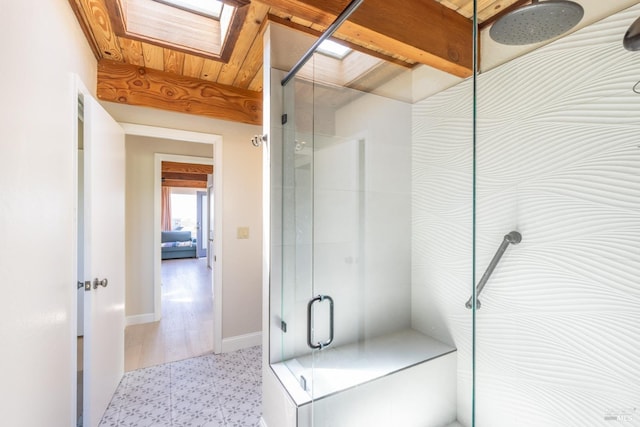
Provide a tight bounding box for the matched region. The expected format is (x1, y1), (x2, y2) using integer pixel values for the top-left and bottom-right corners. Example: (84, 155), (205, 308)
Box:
(125, 258), (214, 371)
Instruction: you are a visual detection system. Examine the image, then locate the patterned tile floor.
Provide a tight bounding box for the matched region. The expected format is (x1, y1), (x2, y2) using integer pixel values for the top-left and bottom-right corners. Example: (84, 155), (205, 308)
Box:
(99, 346), (262, 427)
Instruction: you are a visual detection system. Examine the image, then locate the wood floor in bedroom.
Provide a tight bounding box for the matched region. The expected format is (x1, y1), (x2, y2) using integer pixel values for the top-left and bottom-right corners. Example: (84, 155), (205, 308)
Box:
(124, 257), (214, 372)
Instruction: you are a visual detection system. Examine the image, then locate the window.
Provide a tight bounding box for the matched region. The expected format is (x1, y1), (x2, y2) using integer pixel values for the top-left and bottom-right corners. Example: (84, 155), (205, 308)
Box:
(317, 39), (352, 60)
(171, 193), (197, 237)
(105, 0), (248, 61)
(152, 0), (223, 19)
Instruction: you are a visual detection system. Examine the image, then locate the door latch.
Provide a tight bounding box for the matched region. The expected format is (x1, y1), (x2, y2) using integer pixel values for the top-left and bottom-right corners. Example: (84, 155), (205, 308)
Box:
(93, 278), (108, 289)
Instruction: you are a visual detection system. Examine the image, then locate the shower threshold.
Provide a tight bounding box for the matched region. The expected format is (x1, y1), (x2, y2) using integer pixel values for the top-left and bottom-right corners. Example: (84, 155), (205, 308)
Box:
(271, 328), (456, 406)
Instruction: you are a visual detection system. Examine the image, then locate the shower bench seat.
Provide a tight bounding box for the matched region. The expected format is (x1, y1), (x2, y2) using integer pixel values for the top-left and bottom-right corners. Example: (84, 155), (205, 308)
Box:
(270, 329), (458, 427)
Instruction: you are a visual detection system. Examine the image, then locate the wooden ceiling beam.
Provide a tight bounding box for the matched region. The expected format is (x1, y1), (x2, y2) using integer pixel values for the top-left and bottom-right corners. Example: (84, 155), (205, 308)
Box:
(162, 162), (213, 174)
(266, 14), (413, 69)
(97, 59), (262, 125)
(259, 0), (473, 77)
(162, 172), (208, 181)
(162, 179), (207, 188)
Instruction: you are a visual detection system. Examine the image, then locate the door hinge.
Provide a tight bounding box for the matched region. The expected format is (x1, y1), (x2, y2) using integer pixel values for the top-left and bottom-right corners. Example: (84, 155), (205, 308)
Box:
(281, 320), (287, 333)
(281, 113), (288, 125)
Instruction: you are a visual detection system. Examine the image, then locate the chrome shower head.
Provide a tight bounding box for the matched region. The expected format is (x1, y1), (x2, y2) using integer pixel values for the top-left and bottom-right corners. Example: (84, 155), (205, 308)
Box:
(490, 0), (584, 46)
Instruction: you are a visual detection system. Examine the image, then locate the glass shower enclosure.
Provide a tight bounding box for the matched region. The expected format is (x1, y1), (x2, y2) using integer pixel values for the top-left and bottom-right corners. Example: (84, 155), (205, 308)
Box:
(267, 41), (464, 426)
(264, 1), (640, 426)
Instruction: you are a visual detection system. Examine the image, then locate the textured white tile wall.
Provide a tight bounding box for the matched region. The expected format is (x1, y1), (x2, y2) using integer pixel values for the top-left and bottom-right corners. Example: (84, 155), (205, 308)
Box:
(413, 5), (640, 426)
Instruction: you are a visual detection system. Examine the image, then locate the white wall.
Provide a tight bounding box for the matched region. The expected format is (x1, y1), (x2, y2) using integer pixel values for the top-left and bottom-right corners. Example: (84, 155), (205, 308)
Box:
(334, 93), (413, 339)
(104, 103), (263, 343)
(0, 0), (98, 425)
(125, 136), (213, 317)
(412, 5), (640, 426)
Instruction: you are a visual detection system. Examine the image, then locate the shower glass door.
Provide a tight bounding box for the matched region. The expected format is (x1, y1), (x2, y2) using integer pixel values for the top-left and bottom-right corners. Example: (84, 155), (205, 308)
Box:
(303, 69), (367, 416)
(473, 4), (640, 426)
(280, 65), (377, 420)
(281, 68), (415, 424)
(275, 42), (461, 425)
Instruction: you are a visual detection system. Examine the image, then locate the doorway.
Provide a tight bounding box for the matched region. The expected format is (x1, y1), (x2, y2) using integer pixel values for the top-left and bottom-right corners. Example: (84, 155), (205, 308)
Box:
(159, 159), (215, 367)
(155, 155), (216, 322)
(121, 123), (223, 358)
(124, 152), (218, 370)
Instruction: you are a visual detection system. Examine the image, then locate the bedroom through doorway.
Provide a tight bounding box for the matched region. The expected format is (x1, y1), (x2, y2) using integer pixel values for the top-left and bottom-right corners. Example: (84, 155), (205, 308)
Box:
(125, 158), (216, 371)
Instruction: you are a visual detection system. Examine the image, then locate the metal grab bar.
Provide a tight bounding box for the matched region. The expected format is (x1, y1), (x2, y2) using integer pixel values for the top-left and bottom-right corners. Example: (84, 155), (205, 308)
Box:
(466, 231), (522, 309)
(307, 295), (334, 349)
(281, 0), (365, 86)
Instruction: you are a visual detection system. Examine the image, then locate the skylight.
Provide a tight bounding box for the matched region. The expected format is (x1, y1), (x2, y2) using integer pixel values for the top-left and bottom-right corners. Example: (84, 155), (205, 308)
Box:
(109, 0), (245, 61)
(317, 39), (352, 60)
(153, 0), (223, 19)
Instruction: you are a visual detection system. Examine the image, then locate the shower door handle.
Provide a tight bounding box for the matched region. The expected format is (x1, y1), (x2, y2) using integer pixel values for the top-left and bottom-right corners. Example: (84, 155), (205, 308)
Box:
(307, 295), (334, 350)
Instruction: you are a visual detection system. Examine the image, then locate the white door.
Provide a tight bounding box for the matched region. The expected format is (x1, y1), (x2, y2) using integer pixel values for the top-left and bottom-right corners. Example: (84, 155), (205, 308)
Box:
(82, 94), (125, 427)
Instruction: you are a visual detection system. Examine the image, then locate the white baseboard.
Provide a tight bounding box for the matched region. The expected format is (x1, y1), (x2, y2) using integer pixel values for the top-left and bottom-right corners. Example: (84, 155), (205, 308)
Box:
(221, 331), (262, 353)
(126, 313), (156, 326)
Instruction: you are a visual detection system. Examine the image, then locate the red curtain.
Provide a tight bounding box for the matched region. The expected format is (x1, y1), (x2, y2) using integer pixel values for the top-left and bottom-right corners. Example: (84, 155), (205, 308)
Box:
(161, 187), (172, 231)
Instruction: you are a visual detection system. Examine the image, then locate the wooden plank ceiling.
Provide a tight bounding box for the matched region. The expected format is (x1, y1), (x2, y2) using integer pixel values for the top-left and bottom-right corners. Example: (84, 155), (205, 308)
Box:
(162, 161), (213, 188)
(69, 0), (523, 125)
